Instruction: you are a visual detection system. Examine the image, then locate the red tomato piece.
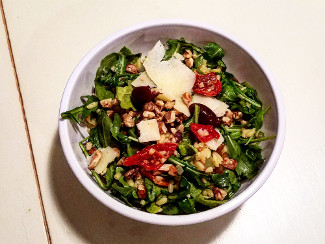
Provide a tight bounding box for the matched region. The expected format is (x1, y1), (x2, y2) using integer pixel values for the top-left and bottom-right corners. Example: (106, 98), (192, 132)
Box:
(190, 123), (220, 143)
(123, 143), (178, 171)
(193, 72), (222, 97)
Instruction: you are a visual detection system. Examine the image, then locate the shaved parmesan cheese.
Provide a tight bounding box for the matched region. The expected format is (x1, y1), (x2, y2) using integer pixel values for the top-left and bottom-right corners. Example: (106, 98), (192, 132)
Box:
(173, 52), (185, 61)
(137, 119), (160, 142)
(174, 97), (190, 116)
(94, 147), (119, 175)
(205, 129), (224, 151)
(143, 41), (195, 116)
(131, 71), (156, 88)
(156, 92), (174, 102)
(191, 94), (228, 117)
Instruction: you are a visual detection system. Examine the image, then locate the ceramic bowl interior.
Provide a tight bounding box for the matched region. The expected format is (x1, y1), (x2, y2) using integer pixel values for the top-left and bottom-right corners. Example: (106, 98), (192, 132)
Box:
(59, 19), (285, 226)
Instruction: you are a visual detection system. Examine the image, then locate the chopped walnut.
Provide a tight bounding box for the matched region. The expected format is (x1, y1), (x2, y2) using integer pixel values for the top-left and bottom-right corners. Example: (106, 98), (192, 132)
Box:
(121, 112), (135, 127)
(155, 99), (165, 107)
(158, 122), (168, 134)
(143, 101), (155, 112)
(232, 111), (243, 120)
(125, 64), (138, 74)
(224, 110), (233, 118)
(164, 111), (176, 123)
(170, 128), (177, 135)
(154, 105), (162, 114)
(137, 184), (147, 199)
(117, 156), (126, 166)
(85, 142), (93, 151)
(143, 111), (155, 119)
(222, 116), (232, 126)
(156, 111), (166, 122)
(177, 123), (185, 133)
(214, 187), (227, 200)
(84, 115), (97, 128)
(88, 150), (102, 170)
(100, 98), (118, 108)
(183, 49), (193, 59)
(124, 168), (139, 180)
(185, 58), (194, 68)
(164, 101), (175, 110)
(182, 92), (192, 107)
(106, 110), (114, 118)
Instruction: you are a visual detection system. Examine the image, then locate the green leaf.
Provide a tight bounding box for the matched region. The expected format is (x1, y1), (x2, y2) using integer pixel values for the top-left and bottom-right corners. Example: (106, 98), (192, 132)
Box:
(95, 82), (114, 100)
(196, 194), (227, 208)
(116, 85), (136, 110)
(203, 43), (224, 60)
(225, 135), (241, 159)
(211, 173), (230, 188)
(163, 39), (181, 61)
(145, 178), (162, 202)
(114, 53), (127, 75)
(178, 198), (196, 214)
(61, 106), (84, 123)
(162, 204), (180, 215)
(235, 152), (258, 179)
(98, 112), (113, 148)
(110, 113), (130, 144)
(89, 127), (101, 148)
(146, 202), (161, 214)
(178, 142), (197, 157)
(194, 55), (205, 69)
(103, 163), (115, 188)
(119, 46), (132, 56)
(95, 53), (119, 82)
(112, 183), (134, 197)
(220, 83), (237, 102)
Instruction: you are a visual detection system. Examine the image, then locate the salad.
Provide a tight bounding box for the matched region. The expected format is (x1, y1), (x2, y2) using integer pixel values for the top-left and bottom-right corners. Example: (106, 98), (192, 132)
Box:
(61, 38), (275, 215)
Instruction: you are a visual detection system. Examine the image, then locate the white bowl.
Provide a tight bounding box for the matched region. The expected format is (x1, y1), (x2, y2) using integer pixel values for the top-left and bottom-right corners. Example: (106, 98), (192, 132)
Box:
(59, 19), (285, 225)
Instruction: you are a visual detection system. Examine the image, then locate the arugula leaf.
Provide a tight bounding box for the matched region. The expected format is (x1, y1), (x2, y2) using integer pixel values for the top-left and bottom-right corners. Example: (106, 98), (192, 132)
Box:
(95, 53), (119, 82)
(180, 177), (201, 198)
(119, 46), (132, 56)
(97, 74), (138, 87)
(115, 53), (127, 75)
(110, 113), (130, 144)
(177, 38), (204, 53)
(196, 194), (227, 208)
(203, 43), (224, 60)
(95, 82), (114, 100)
(116, 85), (136, 110)
(61, 106), (84, 123)
(98, 112), (113, 148)
(194, 55), (205, 69)
(162, 204), (180, 215)
(163, 39), (181, 61)
(211, 173), (230, 188)
(61, 95), (98, 123)
(144, 178), (167, 202)
(88, 127), (101, 148)
(178, 142), (197, 156)
(146, 202), (161, 213)
(235, 152), (258, 179)
(225, 135), (241, 159)
(178, 198), (196, 214)
(112, 183), (134, 197)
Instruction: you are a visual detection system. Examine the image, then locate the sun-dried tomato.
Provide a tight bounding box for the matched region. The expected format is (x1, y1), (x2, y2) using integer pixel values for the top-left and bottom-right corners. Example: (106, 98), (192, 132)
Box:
(123, 143), (178, 171)
(193, 72), (222, 97)
(190, 123), (220, 143)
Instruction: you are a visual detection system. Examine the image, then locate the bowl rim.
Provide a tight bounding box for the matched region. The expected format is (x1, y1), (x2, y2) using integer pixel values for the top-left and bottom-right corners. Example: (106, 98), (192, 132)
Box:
(59, 18), (286, 226)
